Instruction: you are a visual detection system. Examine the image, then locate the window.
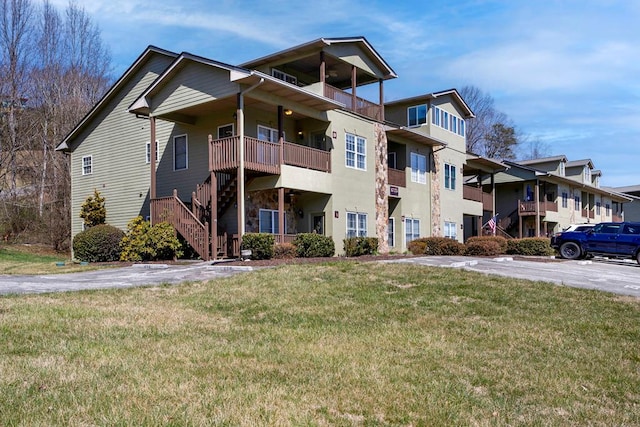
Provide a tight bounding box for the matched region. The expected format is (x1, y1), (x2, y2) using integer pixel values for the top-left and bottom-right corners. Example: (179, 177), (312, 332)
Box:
(432, 106), (440, 126)
(272, 69), (297, 85)
(173, 135), (188, 170)
(346, 212), (367, 238)
(408, 104), (427, 127)
(388, 218), (395, 248)
(562, 192), (568, 208)
(431, 105), (465, 137)
(458, 119), (465, 137)
(623, 224), (640, 235)
(584, 166), (591, 183)
(217, 123), (234, 138)
(259, 209), (284, 234)
(444, 221), (457, 239)
(410, 152), (426, 184)
(388, 152), (397, 169)
(442, 111), (449, 130)
(596, 201), (601, 215)
(146, 141), (159, 164)
(82, 155), (92, 175)
(606, 203), (611, 216)
(405, 217), (420, 244)
(258, 125), (279, 142)
(345, 133), (366, 170)
(574, 195), (581, 211)
(444, 163), (456, 190)
(559, 161), (566, 176)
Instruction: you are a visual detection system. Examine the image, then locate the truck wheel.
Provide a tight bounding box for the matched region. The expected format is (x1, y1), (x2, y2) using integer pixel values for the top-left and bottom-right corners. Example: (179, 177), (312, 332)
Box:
(560, 242), (581, 260)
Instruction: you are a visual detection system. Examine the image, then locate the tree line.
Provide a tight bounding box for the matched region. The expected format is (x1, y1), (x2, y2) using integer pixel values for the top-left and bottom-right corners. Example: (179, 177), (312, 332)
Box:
(0, 0), (111, 249)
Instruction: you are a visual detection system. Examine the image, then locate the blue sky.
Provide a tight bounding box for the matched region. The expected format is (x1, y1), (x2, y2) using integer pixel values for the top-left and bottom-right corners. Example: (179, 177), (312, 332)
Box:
(48, 0), (640, 187)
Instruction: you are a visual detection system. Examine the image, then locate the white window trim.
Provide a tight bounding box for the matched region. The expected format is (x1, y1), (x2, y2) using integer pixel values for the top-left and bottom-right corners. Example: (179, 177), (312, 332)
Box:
(431, 105), (465, 137)
(410, 152), (427, 184)
(146, 140), (160, 164)
(259, 208), (284, 234)
(82, 155), (92, 176)
(271, 69), (297, 85)
(257, 124), (280, 143)
(173, 134), (188, 171)
(404, 217), (420, 248)
(444, 221), (457, 239)
(345, 133), (366, 171)
(407, 104), (427, 127)
(388, 217), (395, 248)
(346, 211), (367, 238)
(217, 123), (235, 139)
(444, 163), (456, 190)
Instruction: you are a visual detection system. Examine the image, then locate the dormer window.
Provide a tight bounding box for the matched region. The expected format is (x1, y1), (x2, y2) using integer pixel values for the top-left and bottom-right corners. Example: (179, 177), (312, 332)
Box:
(272, 69), (297, 85)
(584, 166), (591, 183)
(559, 161), (565, 176)
(431, 106), (465, 137)
(408, 104), (427, 127)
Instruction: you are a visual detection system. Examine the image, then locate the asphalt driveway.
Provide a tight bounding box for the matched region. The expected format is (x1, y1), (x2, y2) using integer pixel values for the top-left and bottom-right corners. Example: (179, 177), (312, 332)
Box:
(1, 257), (639, 297)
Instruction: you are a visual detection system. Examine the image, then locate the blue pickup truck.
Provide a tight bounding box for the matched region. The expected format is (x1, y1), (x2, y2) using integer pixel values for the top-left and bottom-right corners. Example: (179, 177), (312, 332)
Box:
(551, 222), (640, 264)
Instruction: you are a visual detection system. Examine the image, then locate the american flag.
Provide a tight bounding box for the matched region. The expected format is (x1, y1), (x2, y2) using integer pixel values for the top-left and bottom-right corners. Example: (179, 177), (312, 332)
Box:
(487, 215), (498, 234)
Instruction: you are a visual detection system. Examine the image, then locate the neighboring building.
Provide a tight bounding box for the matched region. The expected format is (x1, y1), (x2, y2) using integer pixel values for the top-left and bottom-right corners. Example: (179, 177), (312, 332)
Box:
(608, 185), (640, 222)
(56, 37), (504, 259)
(487, 155), (630, 238)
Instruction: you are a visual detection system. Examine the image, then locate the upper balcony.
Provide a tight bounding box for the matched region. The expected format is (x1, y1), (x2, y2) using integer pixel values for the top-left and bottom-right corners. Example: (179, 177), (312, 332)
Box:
(323, 84), (382, 121)
(209, 136), (331, 175)
(463, 185), (493, 211)
(518, 200), (558, 216)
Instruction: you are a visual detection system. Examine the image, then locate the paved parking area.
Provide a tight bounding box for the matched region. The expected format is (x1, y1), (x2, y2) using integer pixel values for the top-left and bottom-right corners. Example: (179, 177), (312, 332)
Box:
(1, 257), (639, 297)
(385, 256), (640, 297)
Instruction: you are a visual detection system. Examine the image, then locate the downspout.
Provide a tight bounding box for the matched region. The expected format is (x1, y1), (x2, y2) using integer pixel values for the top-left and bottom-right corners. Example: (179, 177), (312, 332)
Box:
(237, 77), (264, 237)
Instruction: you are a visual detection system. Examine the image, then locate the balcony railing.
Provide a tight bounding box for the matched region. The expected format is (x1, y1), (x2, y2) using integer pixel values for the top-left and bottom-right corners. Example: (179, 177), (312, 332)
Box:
(463, 185), (493, 211)
(388, 168), (405, 187)
(519, 200), (558, 215)
(582, 208), (595, 219)
(324, 84), (382, 121)
(209, 136), (331, 173)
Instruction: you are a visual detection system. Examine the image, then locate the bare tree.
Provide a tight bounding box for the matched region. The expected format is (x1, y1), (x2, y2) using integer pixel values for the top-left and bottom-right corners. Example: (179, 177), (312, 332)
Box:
(460, 85), (519, 160)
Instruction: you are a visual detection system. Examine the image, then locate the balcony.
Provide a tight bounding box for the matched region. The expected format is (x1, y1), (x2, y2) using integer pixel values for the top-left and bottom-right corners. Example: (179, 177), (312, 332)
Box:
(519, 200), (558, 215)
(463, 185), (493, 211)
(388, 168), (405, 187)
(324, 84), (382, 121)
(582, 208), (595, 219)
(209, 136), (331, 174)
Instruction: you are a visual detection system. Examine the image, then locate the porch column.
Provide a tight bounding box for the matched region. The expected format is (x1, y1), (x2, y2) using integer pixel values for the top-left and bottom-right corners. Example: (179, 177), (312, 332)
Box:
(518, 200), (523, 238)
(149, 116), (157, 225)
(237, 93), (245, 237)
(535, 179), (541, 237)
(477, 216), (483, 237)
(379, 78), (384, 122)
(210, 171), (217, 259)
(278, 187), (285, 244)
(319, 51), (326, 95)
(351, 65), (357, 110)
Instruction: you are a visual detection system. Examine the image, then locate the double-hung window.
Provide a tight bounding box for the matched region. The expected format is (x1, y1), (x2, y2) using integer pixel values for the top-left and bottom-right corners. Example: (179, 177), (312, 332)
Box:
(146, 141), (159, 164)
(432, 106), (441, 126)
(346, 212), (367, 238)
(596, 201), (601, 215)
(408, 104), (427, 127)
(405, 217), (420, 244)
(173, 135), (188, 170)
(259, 209), (284, 234)
(410, 152), (427, 184)
(444, 163), (456, 190)
(561, 192), (568, 208)
(574, 195), (581, 211)
(346, 133), (366, 170)
(444, 221), (457, 239)
(82, 155), (92, 175)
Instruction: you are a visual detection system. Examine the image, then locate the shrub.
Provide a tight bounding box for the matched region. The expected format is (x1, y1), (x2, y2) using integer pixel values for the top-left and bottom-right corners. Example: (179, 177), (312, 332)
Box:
(293, 233), (335, 258)
(241, 233), (274, 260)
(506, 238), (555, 256)
(465, 236), (508, 256)
(119, 217), (183, 261)
(408, 237), (466, 256)
(343, 237), (378, 257)
(273, 243), (297, 259)
(80, 189), (106, 228)
(73, 224), (125, 262)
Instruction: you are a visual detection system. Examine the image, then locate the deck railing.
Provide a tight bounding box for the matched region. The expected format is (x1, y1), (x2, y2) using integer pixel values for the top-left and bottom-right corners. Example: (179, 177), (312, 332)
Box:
(519, 200), (558, 215)
(209, 136), (331, 173)
(324, 84), (382, 121)
(582, 208), (595, 219)
(152, 190), (209, 260)
(388, 168), (405, 187)
(274, 234), (297, 244)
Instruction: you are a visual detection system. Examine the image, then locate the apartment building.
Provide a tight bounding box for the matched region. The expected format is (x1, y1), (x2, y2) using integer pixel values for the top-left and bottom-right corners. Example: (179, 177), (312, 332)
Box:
(57, 37), (503, 259)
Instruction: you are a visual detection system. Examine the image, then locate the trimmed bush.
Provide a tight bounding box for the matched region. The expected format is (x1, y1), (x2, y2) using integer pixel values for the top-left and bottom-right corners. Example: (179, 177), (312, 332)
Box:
(241, 233), (274, 260)
(408, 237), (466, 256)
(506, 238), (555, 256)
(273, 242), (297, 259)
(119, 217), (183, 261)
(79, 189), (106, 228)
(343, 237), (378, 257)
(293, 233), (335, 258)
(73, 224), (125, 262)
(465, 236), (508, 256)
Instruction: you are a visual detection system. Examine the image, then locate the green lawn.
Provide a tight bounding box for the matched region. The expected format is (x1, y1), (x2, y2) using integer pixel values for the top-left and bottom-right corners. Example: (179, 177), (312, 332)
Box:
(0, 245), (97, 274)
(1, 261), (638, 425)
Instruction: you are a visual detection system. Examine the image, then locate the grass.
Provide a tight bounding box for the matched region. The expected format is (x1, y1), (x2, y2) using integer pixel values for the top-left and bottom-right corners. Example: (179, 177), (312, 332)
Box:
(0, 244), (104, 274)
(0, 261), (638, 425)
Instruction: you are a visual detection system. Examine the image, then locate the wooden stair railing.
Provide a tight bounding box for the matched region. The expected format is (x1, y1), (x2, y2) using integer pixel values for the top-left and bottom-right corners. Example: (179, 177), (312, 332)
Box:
(152, 189), (210, 260)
